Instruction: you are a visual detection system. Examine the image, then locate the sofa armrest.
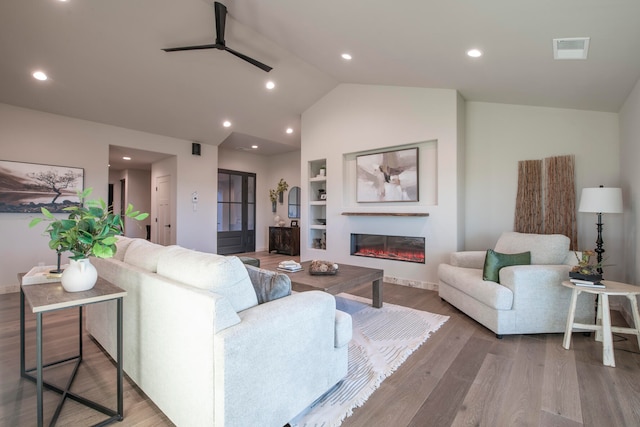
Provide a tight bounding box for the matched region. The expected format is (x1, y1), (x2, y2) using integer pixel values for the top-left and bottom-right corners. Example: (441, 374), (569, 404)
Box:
(335, 309), (352, 348)
(499, 264), (572, 307)
(450, 251), (486, 269)
(214, 291), (349, 426)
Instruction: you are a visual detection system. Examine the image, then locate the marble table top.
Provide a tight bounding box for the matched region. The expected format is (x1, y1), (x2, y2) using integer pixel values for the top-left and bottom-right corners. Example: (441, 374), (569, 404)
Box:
(19, 274), (127, 313)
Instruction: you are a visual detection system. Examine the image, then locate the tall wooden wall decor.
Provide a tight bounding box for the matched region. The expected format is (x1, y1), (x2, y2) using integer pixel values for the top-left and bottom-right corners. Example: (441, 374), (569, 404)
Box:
(544, 155), (577, 249)
(514, 155), (577, 249)
(514, 159), (543, 234)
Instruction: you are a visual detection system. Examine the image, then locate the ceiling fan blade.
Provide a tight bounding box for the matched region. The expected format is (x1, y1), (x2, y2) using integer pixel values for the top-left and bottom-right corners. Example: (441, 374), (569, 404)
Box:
(224, 46), (273, 72)
(214, 1), (226, 46)
(162, 44), (221, 52)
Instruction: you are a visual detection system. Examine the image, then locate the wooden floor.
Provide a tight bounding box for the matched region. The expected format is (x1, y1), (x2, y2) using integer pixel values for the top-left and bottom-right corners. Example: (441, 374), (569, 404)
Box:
(2, 252), (640, 426)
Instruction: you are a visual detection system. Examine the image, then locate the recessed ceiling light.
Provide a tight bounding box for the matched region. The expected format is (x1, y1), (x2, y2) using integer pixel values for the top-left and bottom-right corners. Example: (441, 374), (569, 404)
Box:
(467, 49), (482, 58)
(122, 156), (131, 161)
(251, 145), (258, 149)
(265, 81), (275, 90)
(341, 53), (352, 60)
(32, 71), (48, 81)
(286, 128), (293, 134)
(223, 120), (231, 128)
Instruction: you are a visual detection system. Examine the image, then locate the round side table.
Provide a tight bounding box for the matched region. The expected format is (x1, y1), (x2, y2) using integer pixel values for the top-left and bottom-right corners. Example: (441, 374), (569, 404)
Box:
(562, 280), (640, 367)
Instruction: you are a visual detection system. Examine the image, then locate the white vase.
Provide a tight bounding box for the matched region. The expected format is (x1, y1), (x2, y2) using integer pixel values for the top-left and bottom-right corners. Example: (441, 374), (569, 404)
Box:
(61, 258), (98, 292)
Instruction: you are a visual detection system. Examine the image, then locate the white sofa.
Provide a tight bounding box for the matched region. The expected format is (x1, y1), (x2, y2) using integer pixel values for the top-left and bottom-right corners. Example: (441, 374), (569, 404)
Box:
(86, 237), (351, 427)
(438, 232), (595, 337)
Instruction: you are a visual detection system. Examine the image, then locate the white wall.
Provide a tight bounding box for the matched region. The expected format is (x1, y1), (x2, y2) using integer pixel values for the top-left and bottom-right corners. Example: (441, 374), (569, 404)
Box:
(465, 102), (622, 280)
(620, 77), (640, 285)
(301, 84), (464, 287)
(109, 168), (151, 239)
(121, 169), (151, 239)
(218, 147), (301, 251)
(0, 103), (218, 288)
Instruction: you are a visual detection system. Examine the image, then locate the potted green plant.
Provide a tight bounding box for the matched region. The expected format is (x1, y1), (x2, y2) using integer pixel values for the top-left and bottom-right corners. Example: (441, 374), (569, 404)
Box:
(29, 187), (148, 292)
(570, 250), (603, 282)
(276, 178), (289, 203)
(269, 189), (278, 212)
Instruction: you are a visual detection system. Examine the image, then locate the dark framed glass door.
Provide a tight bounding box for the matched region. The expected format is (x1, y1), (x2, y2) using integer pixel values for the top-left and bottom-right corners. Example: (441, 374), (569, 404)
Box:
(217, 169), (256, 254)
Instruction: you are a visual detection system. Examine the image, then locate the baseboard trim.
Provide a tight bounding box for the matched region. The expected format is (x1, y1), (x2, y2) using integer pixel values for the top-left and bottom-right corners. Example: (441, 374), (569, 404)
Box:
(0, 283), (19, 294)
(384, 275), (438, 291)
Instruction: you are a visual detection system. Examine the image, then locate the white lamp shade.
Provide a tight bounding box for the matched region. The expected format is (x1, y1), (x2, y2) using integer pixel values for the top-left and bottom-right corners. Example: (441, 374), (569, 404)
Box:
(578, 187), (623, 213)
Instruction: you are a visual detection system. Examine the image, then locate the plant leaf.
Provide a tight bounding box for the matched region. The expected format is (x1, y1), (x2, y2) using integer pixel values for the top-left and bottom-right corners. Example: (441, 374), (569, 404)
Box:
(29, 217), (43, 228)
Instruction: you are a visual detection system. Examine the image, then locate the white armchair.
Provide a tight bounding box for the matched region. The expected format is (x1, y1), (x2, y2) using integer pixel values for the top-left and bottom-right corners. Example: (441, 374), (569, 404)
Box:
(438, 232), (595, 337)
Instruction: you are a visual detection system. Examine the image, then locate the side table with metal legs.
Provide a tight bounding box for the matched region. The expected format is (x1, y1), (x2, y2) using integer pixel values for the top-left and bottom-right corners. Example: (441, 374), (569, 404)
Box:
(19, 275), (126, 426)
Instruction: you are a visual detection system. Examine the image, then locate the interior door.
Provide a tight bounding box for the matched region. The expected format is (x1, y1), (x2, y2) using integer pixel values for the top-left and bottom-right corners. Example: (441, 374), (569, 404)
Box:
(217, 170), (255, 254)
(156, 175), (172, 245)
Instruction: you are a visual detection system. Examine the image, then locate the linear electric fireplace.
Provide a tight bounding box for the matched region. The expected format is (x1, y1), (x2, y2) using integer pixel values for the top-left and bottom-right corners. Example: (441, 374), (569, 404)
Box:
(350, 233), (425, 264)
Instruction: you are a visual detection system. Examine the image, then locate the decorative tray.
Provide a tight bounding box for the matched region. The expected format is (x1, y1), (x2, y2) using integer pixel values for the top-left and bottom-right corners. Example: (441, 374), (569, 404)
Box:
(22, 264), (68, 285)
(308, 260), (339, 276)
(309, 270), (337, 276)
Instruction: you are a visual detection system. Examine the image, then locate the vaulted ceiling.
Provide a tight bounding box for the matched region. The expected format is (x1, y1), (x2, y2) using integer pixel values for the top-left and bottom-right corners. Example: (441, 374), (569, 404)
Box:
(1, 0), (639, 157)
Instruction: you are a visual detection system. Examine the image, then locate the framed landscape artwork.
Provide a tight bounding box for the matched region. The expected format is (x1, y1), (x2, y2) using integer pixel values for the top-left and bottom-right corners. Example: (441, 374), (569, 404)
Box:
(356, 147), (419, 202)
(0, 160), (84, 213)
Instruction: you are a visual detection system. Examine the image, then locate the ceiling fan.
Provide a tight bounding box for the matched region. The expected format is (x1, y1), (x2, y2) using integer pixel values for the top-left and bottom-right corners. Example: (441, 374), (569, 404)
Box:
(162, 1), (272, 72)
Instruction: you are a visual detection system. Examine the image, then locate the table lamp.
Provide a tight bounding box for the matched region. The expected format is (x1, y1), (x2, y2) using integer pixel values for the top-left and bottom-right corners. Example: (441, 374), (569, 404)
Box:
(578, 185), (623, 273)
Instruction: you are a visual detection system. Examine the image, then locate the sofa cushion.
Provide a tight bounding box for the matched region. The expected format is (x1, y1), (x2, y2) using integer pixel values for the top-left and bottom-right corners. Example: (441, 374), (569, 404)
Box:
(123, 239), (167, 272)
(244, 265), (291, 304)
(494, 232), (569, 265)
(438, 264), (513, 310)
(157, 246), (258, 312)
(113, 235), (134, 261)
(482, 249), (531, 283)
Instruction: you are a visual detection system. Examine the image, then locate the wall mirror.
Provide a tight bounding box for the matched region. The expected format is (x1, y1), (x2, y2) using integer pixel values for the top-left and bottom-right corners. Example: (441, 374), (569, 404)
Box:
(288, 186), (300, 219)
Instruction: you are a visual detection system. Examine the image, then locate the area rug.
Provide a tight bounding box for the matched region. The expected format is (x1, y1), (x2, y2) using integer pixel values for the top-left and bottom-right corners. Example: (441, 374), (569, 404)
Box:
(289, 293), (449, 427)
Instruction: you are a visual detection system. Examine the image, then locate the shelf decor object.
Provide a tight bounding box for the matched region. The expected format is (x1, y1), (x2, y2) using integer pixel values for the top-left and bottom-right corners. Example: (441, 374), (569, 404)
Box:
(578, 186), (623, 273)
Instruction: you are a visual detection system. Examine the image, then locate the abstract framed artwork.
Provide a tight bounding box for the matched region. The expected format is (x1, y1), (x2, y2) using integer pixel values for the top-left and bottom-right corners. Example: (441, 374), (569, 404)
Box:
(0, 160), (84, 213)
(356, 147), (419, 202)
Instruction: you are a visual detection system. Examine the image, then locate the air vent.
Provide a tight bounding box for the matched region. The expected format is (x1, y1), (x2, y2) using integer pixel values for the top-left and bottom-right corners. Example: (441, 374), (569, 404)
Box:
(553, 37), (590, 60)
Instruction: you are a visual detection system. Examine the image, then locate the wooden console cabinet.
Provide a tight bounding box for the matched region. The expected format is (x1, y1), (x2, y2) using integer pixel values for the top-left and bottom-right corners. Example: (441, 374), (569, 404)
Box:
(268, 226), (300, 256)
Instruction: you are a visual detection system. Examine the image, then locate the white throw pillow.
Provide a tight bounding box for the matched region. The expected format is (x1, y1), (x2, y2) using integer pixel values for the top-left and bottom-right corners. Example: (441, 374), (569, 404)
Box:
(123, 239), (168, 272)
(494, 232), (569, 265)
(157, 246), (258, 312)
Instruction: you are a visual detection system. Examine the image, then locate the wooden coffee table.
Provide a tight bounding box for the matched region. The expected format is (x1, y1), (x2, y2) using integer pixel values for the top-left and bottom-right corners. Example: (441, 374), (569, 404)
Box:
(282, 261), (384, 308)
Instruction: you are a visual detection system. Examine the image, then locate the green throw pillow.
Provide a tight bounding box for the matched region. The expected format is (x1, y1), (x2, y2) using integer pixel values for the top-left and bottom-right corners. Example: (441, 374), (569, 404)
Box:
(482, 249), (531, 283)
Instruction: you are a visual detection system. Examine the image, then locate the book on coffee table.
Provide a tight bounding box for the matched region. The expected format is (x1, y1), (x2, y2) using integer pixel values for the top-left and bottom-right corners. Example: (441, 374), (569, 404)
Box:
(277, 260), (303, 272)
(277, 266), (303, 272)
